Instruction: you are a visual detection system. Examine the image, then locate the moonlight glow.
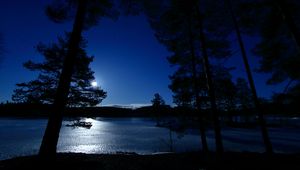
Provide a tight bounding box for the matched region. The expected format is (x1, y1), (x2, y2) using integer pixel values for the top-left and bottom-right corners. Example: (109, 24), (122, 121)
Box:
(91, 81), (98, 87)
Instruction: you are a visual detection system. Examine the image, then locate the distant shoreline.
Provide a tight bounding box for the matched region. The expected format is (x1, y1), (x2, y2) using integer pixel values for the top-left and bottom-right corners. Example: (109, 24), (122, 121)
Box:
(0, 103), (195, 118)
(1, 102), (298, 118)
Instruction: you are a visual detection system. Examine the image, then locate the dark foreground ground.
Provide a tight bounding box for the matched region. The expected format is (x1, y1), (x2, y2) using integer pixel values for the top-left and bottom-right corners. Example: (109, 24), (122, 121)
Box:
(1, 152), (300, 170)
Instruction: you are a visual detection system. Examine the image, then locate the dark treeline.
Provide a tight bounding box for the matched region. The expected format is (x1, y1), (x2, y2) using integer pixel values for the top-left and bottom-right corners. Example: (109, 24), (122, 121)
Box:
(0, 103), (178, 117)
(0, 102), (297, 118)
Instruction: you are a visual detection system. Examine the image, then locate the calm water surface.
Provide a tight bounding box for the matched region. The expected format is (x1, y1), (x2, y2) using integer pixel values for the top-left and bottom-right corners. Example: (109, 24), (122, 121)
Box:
(1, 117), (300, 160)
(0, 117), (202, 160)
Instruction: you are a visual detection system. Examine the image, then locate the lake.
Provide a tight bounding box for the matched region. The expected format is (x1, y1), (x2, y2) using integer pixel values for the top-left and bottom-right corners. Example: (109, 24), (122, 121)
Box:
(1, 117), (300, 160)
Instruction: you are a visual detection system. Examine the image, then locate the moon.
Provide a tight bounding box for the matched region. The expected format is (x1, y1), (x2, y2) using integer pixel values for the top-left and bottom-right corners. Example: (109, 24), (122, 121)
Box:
(91, 81), (98, 87)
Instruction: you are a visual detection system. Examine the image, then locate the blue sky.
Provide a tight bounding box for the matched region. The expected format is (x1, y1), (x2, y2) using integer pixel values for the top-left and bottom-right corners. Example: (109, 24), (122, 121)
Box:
(0, 0), (285, 106)
(0, 0), (174, 106)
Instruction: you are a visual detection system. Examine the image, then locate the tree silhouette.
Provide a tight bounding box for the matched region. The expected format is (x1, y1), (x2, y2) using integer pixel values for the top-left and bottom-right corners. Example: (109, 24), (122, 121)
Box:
(252, 1), (300, 89)
(225, 0), (273, 153)
(235, 77), (254, 124)
(149, 0), (211, 152)
(235, 78), (253, 111)
(194, 0), (224, 153)
(168, 71), (194, 107)
(12, 34), (106, 107)
(151, 93), (165, 107)
(39, 0), (118, 158)
(214, 66), (236, 113)
(234, 0), (300, 117)
(249, 1), (300, 85)
(244, 0), (300, 128)
(148, 0), (235, 154)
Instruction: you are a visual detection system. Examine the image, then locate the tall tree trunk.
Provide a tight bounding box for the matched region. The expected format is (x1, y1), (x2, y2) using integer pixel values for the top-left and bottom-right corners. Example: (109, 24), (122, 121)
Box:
(39, 0), (87, 158)
(226, 0), (273, 154)
(187, 17), (209, 153)
(195, 3), (224, 154)
(275, 0), (300, 51)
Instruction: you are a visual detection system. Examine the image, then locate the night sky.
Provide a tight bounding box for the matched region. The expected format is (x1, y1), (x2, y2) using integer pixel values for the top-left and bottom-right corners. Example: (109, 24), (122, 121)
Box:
(0, 0), (285, 107)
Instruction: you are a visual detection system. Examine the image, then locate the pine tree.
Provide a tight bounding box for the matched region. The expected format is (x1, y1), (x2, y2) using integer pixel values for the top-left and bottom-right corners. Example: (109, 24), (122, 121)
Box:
(151, 93), (166, 107)
(225, 0), (273, 153)
(39, 0), (118, 157)
(12, 34), (106, 107)
(168, 69), (197, 108)
(148, 0), (234, 154)
(214, 66), (237, 112)
(252, 0), (300, 122)
(252, 1), (300, 85)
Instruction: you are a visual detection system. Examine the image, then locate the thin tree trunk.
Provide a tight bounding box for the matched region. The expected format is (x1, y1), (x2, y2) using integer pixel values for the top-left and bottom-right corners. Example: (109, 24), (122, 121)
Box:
(195, 4), (224, 154)
(39, 0), (87, 158)
(187, 17), (209, 153)
(226, 0), (273, 154)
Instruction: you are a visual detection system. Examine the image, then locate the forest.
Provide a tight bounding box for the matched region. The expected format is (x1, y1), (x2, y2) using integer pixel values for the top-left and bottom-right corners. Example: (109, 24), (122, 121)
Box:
(1, 0), (300, 169)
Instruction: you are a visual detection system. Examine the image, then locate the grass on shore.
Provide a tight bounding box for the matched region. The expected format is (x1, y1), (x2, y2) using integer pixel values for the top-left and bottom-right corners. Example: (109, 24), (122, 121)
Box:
(1, 152), (300, 170)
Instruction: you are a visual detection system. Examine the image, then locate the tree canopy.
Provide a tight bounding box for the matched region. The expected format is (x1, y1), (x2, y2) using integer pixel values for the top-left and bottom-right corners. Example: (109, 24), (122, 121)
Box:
(12, 34), (107, 107)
